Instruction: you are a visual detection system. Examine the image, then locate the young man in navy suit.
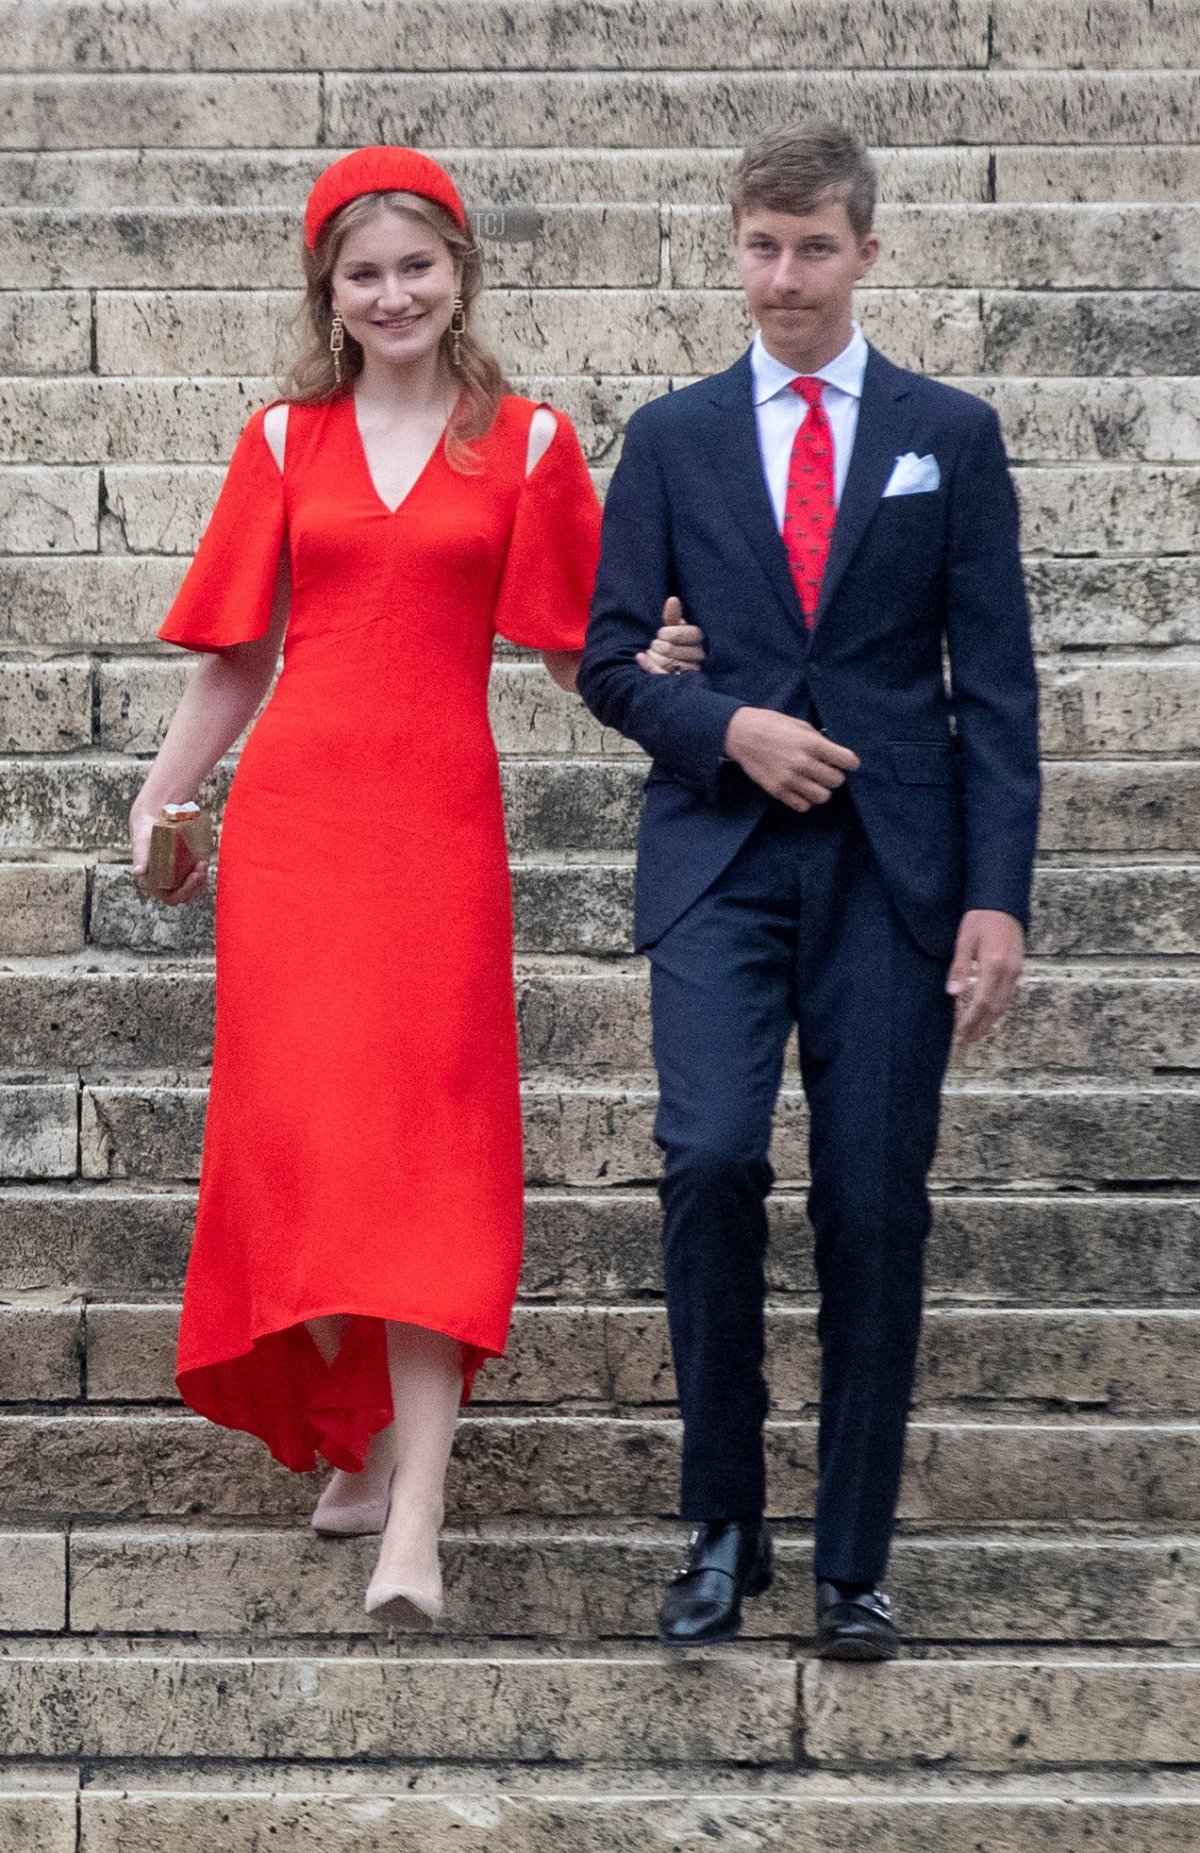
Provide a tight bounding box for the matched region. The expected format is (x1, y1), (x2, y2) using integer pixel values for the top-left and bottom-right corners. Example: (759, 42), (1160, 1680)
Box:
(578, 120), (1040, 1659)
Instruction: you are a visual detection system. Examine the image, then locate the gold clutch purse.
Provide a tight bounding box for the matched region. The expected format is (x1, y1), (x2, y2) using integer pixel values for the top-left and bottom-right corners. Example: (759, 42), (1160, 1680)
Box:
(145, 802), (213, 899)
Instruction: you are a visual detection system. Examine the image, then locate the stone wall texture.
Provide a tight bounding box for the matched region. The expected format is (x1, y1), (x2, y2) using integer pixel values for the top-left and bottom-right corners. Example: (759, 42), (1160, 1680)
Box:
(0, 1), (1198, 1844)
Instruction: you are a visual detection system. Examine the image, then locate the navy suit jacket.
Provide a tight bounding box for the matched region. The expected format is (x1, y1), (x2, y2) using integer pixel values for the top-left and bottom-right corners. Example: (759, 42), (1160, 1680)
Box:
(577, 344), (1041, 960)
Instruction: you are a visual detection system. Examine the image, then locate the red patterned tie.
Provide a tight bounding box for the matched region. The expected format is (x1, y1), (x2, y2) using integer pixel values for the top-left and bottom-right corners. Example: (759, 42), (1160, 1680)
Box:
(783, 376), (835, 629)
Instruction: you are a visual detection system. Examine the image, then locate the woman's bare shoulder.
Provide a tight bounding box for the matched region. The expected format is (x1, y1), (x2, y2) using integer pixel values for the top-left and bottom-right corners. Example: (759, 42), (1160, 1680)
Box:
(262, 402), (289, 473)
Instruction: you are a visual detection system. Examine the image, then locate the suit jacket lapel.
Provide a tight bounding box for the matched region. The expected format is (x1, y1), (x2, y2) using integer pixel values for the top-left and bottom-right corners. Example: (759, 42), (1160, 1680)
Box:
(816, 345), (914, 624)
(702, 352), (807, 636)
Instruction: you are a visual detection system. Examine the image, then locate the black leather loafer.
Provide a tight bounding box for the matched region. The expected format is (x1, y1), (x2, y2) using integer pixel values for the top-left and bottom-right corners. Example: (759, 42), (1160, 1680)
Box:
(815, 1581), (900, 1661)
(658, 1519), (773, 1647)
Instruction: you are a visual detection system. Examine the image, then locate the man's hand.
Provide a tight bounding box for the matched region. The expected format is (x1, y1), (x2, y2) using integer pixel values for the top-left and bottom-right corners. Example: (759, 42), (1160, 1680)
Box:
(637, 596), (706, 675)
(947, 909), (1024, 1044)
(724, 707), (860, 812)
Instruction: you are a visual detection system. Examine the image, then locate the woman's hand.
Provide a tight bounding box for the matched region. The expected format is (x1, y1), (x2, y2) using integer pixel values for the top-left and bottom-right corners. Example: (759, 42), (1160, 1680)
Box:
(130, 800), (209, 908)
(637, 595), (705, 675)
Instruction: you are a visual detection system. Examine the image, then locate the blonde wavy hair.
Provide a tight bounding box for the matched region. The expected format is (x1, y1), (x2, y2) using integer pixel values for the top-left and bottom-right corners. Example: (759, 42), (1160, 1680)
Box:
(284, 188), (508, 471)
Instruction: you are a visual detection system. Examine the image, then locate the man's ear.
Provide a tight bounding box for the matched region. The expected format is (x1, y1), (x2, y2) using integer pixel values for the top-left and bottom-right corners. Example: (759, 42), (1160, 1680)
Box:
(856, 233), (881, 282)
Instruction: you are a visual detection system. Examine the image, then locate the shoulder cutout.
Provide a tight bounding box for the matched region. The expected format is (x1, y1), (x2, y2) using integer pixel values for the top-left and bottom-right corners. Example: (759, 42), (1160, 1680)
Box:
(262, 402), (288, 474)
(525, 404), (558, 478)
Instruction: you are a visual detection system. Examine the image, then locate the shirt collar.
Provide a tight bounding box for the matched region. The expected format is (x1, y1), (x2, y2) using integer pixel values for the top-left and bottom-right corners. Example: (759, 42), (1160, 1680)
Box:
(749, 322), (868, 406)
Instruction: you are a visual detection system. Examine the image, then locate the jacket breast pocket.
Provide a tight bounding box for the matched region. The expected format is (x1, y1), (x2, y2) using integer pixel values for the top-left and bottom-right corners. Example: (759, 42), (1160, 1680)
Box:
(890, 742), (958, 787)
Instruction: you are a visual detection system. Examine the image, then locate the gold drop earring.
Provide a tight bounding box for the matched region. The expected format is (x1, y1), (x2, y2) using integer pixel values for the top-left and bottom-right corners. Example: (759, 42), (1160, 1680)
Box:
(329, 309), (345, 384)
(449, 295), (465, 367)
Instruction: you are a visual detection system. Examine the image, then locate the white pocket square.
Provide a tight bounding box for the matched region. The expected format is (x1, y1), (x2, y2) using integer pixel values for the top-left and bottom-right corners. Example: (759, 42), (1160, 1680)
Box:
(882, 452), (941, 497)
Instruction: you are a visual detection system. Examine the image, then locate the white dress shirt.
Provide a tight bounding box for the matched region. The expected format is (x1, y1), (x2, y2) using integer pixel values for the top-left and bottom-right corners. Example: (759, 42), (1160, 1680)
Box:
(749, 322), (869, 528)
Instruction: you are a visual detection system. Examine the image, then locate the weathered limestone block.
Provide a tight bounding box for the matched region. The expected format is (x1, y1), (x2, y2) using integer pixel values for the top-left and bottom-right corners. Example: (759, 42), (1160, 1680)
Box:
(96, 659), (191, 754)
(0, 758), (230, 853)
(997, 147), (1200, 203)
(992, 0), (1200, 67)
(0, 1532), (65, 1630)
(0, 558), (187, 648)
(0, 660), (92, 753)
(0, 1411), (312, 1521)
(80, 1085), (207, 1182)
(983, 290), (1200, 375)
(1020, 466), (1200, 555)
(324, 71), (1200, 149)
(1031, 864), (1200, 957)
(0, 291), (91, 375)
(970, 378), (1200, 465)
(1041, 762), (1200, 854)
(0, 1649), (796, 1764)
(0, 863), (86, 954)
(1, 0), (990, 73)
(0, 1187), (194, 1296)
(512, 861), (634, 955)
(0, 969), (215, 1072)
(90, 864), (217, 955)
(66, 1526), (1200, 1646)
(671, 205), (1200, 292)
(70, 1791), (1200, 1853)
(0, 1084), (76, 1181)
(1028, 561), (1200, 651)
(1041, 659), (1200, 756)
(804, 1658), (1200, 1769)
(0, 377), (267, 467)
(0, 1307), (81, 1401)
(95, 292), (296, 380)
(0, 467), (98, 552)
(0, 74), (321, 149)
(0, 1794), (72, 1853)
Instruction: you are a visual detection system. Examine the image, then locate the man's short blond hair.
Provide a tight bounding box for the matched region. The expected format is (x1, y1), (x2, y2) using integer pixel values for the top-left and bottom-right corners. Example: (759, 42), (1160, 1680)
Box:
(731, 120), (877, 240)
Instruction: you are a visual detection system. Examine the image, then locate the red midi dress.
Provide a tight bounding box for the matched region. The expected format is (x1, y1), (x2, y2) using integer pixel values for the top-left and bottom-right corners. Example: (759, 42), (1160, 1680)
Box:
(157, 391), (601, 1472)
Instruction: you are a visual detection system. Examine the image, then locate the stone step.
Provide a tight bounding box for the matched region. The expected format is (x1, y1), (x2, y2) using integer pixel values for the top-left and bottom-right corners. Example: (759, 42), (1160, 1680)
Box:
(58, 1525), (1200, 1645)
(44, 1075), (1200, 1189)
(0, 144), (995, 207)
(5, 69), (1198, 153)
(2, 0), (993, 73)
(6, 549), (1193, 654)
(4, 755), (1200, 859)
(2, 653), (1185, 761)
(66, 858), (1200, 963)
(996, 145), (1200, 200)
(1, 1186), (1194, 1307)
(0, 1644), (796, 1765)
(992, 0), (1200, 69)
(15, 1300), (1196, 1416)
(6, 959), (1200, 1082)
(12, 145), (1200, 211)
(49, 1779), (1200, 1853)
(6, 367), (1200, 485)
(9, 203), (1200, 293)
(2, 284), (1195, 406)
(3, 1642), (1200, 1771)
(0, 1411), (1196, 1523)
(320, 71), (1200, 149)
(3, 460), (1190, 562)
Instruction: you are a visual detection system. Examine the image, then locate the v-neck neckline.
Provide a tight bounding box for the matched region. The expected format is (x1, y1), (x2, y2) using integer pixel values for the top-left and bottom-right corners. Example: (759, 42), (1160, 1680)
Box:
(345, 389), (461, 517)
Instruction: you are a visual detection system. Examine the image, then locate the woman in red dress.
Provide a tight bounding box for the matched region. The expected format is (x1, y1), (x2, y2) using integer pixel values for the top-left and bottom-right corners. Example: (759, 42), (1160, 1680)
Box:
(129, 148), (692, 1620)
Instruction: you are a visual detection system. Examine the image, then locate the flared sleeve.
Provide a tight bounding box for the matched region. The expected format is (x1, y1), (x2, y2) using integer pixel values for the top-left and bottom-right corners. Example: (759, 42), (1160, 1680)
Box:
(492, 405), (602, 652)
(157, 405), (286, 652)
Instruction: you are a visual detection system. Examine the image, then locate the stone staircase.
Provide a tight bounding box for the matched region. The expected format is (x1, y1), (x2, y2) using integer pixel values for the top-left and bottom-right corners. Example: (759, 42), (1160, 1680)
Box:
(2, 1), (1200, 1845)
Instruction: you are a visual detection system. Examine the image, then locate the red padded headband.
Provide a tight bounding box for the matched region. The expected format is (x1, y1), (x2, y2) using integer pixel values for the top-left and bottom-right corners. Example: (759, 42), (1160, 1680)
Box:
(305, 146), (468, 250)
